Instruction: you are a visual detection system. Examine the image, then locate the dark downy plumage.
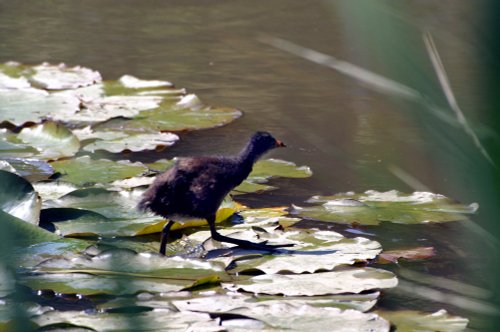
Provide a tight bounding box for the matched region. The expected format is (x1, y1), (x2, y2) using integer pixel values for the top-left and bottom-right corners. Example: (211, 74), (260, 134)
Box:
(138, 131), (292, 255)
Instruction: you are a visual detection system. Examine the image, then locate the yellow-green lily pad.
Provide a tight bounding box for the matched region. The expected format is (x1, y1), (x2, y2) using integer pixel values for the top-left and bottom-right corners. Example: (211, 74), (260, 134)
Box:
(291, 190), (478, 225)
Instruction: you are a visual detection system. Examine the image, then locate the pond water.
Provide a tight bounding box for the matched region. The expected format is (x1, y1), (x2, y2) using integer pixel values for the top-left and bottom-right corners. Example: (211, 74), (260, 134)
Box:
(0, 0), (494, 329)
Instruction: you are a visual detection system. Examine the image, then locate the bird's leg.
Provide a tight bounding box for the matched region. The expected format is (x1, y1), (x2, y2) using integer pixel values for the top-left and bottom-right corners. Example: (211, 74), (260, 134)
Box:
(207, 216), (293, 251)
(159, 220), (174, 255)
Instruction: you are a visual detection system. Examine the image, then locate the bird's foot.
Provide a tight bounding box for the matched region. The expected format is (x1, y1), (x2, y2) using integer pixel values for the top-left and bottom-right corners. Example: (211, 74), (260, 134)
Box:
(211, 233), (294, 252)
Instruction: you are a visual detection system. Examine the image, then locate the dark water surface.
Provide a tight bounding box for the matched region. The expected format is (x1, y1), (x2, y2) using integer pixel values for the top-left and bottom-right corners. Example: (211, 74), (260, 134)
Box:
(0, 0), (493, 328)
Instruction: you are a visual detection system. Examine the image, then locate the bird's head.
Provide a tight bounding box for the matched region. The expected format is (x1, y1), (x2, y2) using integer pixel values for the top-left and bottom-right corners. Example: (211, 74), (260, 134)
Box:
(251, 131), (286, 152)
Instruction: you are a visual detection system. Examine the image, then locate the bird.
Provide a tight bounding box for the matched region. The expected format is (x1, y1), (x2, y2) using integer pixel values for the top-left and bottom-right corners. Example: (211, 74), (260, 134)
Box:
(138, 131), (293, 255)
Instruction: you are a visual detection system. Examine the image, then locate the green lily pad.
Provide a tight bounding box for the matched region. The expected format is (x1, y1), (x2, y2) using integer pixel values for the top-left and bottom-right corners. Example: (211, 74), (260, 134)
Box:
(291, 190), (478, 225)
(82, 131), (179, 153)
(223, 267), (398, 296)
(0, 170), (41, 224)
(0, 88), (80, 126)
(234, 159), (312, 194)
(18, 122), (80, 160)
(378, 309), (469, 332)
(50, 156), (148, 186)
(30, 63), (101, 90)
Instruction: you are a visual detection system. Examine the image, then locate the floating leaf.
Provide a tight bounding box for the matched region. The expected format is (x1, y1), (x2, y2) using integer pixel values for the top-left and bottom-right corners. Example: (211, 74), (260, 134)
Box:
(378, 309), (469, 332)
(377, 247), (436, 264)
(33, 182), (79, 202)
(172, 291), (381, 314)
(18, 122), (80, 160)
(118, 75), (173, 89)
(225, 303), (389, 332)
(24, 249), (227, 296)
(43, 188), (239, 237)
(50, 156), (147, 186)
(225, 230), (382, 274)
(30, 63), (101, 90)
(0, 129), (39, 160)
(0, 157), (53, 182)
(82, 131), (179, 153)
(291, 190), (478, 225)
(234, 159), (312, 194)
(223, 267), (398, 296)
(0, 170), (40, 224)
(31, 309), (219, 332)
(0, 88), (80, 126)
(100, 104), (242, 132)
(0, 209), (59, 247)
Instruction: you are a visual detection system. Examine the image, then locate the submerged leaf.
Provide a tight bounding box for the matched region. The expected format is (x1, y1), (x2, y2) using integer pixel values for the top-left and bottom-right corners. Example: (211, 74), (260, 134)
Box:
(291, 190), (477, 225)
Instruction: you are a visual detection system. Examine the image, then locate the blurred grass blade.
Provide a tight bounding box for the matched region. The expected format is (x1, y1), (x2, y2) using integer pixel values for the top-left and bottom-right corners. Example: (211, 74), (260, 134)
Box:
(423, 32), (494, 166)
(259, 35), (421, 100)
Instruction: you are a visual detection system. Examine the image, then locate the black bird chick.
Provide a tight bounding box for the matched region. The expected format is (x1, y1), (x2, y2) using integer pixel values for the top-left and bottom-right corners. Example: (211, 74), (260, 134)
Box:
(138, 131), (290, 255)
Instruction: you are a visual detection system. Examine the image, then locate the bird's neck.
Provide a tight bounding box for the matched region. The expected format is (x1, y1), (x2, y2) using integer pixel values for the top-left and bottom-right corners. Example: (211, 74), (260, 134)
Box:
(238, 143), (264, 166)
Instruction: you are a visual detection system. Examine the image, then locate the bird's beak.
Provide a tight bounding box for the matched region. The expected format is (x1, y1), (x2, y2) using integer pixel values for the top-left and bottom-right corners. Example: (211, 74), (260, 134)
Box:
(275, 139), (286, 147)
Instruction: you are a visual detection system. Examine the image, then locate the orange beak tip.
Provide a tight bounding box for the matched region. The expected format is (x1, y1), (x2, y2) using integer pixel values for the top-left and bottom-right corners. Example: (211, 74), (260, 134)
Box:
(276, 140), (286, 147)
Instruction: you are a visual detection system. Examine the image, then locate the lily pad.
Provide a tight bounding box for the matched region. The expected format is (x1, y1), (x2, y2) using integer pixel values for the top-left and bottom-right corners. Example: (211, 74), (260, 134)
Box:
(0, 170), (41, 224)
(0, 129), (38, 159)
(172, 291), (381, 314)
(50, 156), (148, 186)
(234, 159), (312, 194)
(0, 209), (59, 248)
(0, 158), (54, 182)
(226, 230), (382, 274)
(30, 63), (101, 90)
(41, 188), (240, 237)
(223, 267), (397, 296)
(0, 88), (80, 126)
(378, 309), (469, 332)
(24, 249), (226, 296)
(82, 131), (179, 153)
(118, 75), (173, 89)
(291, 190), (478, 225)
(225, 303), (389, 332)
(377, 246), (436, 264)
(18, 122), (80, 160)
(99, 104), (242, 133)
(31, 309), (219, 332)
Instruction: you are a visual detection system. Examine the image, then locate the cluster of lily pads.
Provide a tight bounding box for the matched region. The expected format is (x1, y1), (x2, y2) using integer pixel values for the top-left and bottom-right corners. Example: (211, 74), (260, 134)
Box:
(0, 62), (474, 331)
